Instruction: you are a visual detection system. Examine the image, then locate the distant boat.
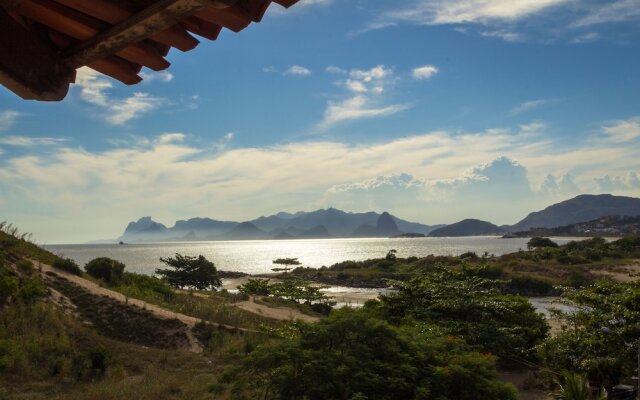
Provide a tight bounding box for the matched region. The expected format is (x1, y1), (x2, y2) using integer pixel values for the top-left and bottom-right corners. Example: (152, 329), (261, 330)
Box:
(118, 241), (127, 245)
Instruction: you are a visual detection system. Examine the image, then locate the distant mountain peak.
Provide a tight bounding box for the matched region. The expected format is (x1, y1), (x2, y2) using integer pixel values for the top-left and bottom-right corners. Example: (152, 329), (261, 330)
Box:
(509, 194), (640, 232)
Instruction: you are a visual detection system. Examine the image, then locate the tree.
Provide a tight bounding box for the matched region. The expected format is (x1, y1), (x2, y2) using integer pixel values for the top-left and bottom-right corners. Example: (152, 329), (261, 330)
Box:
(237, 278), (270, 296)
(225, 308), (517, 400)
(85, 257), (125, 285)
(539, 278), (640, 385)
(379, 264), (549, 360)
(156, 253), (221, 290)
(527, 237), (558, 249)
(272, 258), (301, 274)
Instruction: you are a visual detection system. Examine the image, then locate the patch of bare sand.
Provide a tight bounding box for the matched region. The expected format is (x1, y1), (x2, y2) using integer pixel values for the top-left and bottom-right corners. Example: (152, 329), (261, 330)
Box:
(233, 296), (320, 323)
(34, 261), (257, 353)
(591, 261), (640, 282)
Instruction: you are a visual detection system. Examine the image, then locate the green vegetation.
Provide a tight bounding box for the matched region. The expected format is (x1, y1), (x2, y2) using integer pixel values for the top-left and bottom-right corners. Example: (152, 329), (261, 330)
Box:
(53, 257), (83, 275)
(377, 264), (549, 361)
(85, 257), (126, 285)
(527, 237), (559, 249)
(285, 236), (640, 295)
(539, 278), (640, 385)
(157, 253), (222, 290)
(237, 278), (271, 296)
(238, 277), (335, 315)
(552, 371), (607, 400)
(223, 308), (517, 400)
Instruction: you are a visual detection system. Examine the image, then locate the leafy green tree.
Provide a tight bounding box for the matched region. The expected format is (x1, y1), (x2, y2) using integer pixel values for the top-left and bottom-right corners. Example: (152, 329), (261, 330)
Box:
(527, 237), (559, 249)
(237, 278), (271, 296)
(225, 308), (517, 400)
(84, 257), (125, 285)
(156, 253), (221, 290)
(272, 258), (301, 274)
(539, 278), (640, 385)
(380, 264), (549, 360)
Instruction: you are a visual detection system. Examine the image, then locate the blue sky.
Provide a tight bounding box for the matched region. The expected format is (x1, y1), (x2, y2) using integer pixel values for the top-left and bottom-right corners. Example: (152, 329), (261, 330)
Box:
(1, 0), (640, 243)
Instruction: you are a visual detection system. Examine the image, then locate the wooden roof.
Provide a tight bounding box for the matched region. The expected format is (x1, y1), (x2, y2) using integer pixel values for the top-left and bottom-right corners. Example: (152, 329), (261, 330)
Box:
(0, 0), (299, 101)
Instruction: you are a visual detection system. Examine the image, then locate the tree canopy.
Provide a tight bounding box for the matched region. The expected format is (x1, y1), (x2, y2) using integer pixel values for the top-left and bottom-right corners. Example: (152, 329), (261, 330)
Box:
(85, 257), (125, 285)
(156, 253), (221, 290)
(225, 308), (517, 400)
(378, 264), (549, 360)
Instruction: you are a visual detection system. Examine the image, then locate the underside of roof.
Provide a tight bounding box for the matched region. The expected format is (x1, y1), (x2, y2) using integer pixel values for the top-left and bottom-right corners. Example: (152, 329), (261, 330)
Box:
(0, 0), (299, 101)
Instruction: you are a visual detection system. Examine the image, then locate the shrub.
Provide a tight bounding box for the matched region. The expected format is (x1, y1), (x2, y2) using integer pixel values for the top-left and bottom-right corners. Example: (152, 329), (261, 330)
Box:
(52, 257), (83, 276)
(527, 237), (558, 249)
(85, 257), (125, 285)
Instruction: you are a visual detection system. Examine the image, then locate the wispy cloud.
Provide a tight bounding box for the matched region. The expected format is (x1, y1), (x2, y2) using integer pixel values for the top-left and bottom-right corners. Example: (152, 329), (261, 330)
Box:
(284, 65), (312, 76)
(0, 110), (23, 131)
(573, 0), (640, 27)
(3, 119), (640, 241)
(0, 136), (66, 147)
(602, 117), (640, 143)
(511, 99), (551, 115)
(480, 30), (523, 42)
(370, 0), (569, 28)
(571, 31), (601, 43)
(412, 65), (439, 80)
(73, 67), (167, 125)
(326, 65), (347, 75)
(318, 65), (409, 128)
(140, 70), (174, 83)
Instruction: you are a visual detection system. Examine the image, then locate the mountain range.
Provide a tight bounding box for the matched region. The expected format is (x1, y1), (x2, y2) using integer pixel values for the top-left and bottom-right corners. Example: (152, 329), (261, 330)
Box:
(119, 209), (442, 242)
(115, 194), (640, 242)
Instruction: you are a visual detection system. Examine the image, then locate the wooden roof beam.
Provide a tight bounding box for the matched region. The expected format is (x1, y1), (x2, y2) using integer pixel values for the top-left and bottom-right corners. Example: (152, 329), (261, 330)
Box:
(14, 0), (170, 71)
(63, 0), (237, 69)
(52, 0), (201, 52)
(0, 7), (75, 100)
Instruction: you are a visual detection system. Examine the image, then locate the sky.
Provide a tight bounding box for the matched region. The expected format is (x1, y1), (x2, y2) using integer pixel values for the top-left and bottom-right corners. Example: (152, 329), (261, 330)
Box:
(1, 0), (640, 243)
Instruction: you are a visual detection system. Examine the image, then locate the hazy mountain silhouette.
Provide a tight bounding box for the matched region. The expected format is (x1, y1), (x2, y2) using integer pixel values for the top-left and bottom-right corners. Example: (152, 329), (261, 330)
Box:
(509, 194), (640, 231)
(429, 219), (505, 237)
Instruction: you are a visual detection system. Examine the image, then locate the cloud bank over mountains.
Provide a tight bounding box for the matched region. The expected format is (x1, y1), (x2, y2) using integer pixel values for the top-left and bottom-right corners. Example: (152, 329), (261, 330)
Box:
(2, 117), (639, 242)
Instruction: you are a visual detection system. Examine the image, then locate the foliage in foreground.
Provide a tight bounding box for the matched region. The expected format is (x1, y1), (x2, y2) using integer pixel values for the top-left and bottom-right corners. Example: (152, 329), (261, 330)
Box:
(223, 308), (517, 400)
(553, 371), (607, 400)
(378, 264), (550, 361)
(156, 253), (221, 290)
(85, 257), (126, 285)
(539, 278), (640, 385)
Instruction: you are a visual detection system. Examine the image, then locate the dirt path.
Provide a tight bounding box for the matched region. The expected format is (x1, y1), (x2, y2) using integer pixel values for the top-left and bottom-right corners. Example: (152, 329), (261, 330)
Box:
(591, 261), (640, 282)
(233, 296), (320, 323)
(34, 261), (252, 353)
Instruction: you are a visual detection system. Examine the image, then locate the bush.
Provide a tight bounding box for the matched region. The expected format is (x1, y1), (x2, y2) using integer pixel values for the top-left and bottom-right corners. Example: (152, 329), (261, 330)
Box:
(85, 257), (125, 285)
(52, 257), (83, 276)
(527, 237), (558, 249)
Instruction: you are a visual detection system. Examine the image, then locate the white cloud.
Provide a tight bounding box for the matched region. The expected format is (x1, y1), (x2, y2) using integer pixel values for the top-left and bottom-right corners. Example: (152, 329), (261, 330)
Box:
(511, 99), (550, 115)
(140, 70), (174, 83)
(375, 0), (569, 27)
(573, 0), (640, 27)
(321, 96), (410, 128)
(4, 119), (640, 242)
(0, 136), (66, 147)
(480, 30), (523, 42)
(318, 65), (408, 128)
(412, 65), (439, 80)
(571, 32), (601, 43)
(73, 67), (167, 125)
(263, 66), (277, 73)
(602, 117), (640, 143)
(284, 65), (312, 76)
(595, 172), (640, 192)
(0, 110), (22, 131)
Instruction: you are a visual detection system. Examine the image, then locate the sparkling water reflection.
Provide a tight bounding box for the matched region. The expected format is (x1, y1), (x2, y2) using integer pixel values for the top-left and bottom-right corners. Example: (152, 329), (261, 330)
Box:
(45, 236), (581, 276)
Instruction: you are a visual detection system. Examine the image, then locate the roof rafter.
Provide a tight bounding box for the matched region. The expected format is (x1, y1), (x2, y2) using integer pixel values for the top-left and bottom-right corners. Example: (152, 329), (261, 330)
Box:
(63, 0), (237, 68)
